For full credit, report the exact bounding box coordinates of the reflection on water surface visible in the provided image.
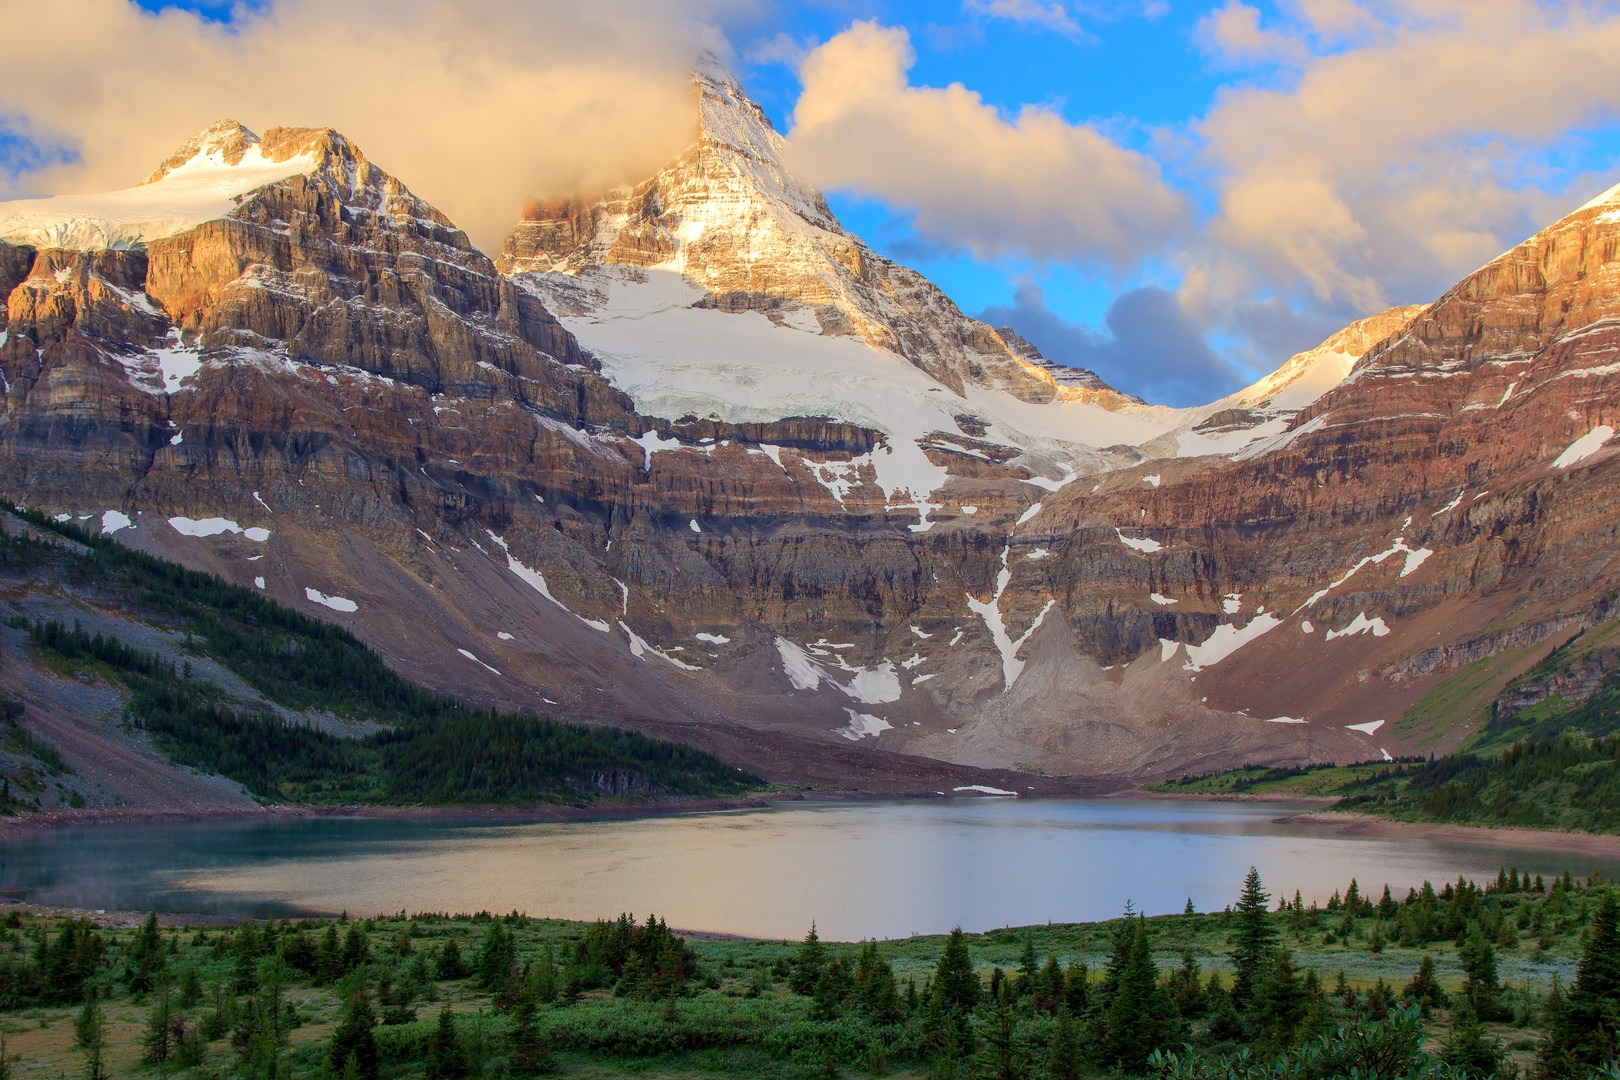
[5,799,1616,939]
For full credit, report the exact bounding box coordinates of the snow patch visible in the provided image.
[1346,719,1385,735]
[836,709,892,741]
[101,510,133,534]
[497,632,515,641]
[1015,502,1043,526]
[1301,620,1314,634]
[1326,613,1391,641]
[1263,716,1308,724]
[688,518,702,533]
[1181,613,1284,671]
[1143,474,1161,488]
[305,588,358,613]
[1026,547,1051,561]
[457,648,501,675]
[966,544,1056,689]
[1150,592,1178,606]
[168,516,270,542]
[909,625,933,639]
[1553,425,1615,469]
[695,632,731,645]
[1116,530,1162,554]
[953,785,1017,796]
[1222,593,1242,614]
[253,576,266,590]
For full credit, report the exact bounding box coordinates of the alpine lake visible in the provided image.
[6,797,1619,939]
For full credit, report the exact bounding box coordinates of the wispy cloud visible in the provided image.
[963,0,1084,36]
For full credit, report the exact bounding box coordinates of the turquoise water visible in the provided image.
[4,799,1615,939]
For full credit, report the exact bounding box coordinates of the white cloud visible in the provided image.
[0,0,748,252]
[1194,0,1620,313]
[786,21,1188,268]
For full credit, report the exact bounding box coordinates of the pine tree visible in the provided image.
[976,988,1027,1080]
[73,997,107,1080]
[1459,929,1502,1020]
[1046,1007,1082,1080]
[127,911,167,995]
[1541,887,1620,1074]
[327,991,380,1080]
[790,923,826,995]
[1403,954,1448,1015]
[1015,935,1039,1000]
[141,980,176,1066]
[426,1005,469,1080]
[933,927,980,1015]
[1230,866,1278,1009]
[1443,1000,1506,1078]
[1102,916,1170,1073]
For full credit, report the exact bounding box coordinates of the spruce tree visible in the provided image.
[1541,887,1620,1074]
[1046,1007,1082,1080]
[426,1005,469,1080]
[1230,867,1278,1009]
[1102,916,1170,1073]
[327,991,380,1080]
[1459,929,1502,1020]
[790,923,826,995]
[933,927,980,1015]
[73,996,107,1080]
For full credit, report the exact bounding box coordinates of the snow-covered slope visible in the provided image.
[0,122,317,250]
[527,265,1190,528]
[1142,305,1425,460]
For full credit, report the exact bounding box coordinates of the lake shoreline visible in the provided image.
[1276,808,1620,860]
[0,786,958,837]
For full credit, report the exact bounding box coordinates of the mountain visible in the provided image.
[2,70,1618,801]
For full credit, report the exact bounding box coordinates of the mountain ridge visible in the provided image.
[1,74,1617,795]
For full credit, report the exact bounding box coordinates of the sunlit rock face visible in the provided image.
[3,86,1620,789]
[499,63,1071,406]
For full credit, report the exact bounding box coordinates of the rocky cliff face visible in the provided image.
[2,105,1619,790]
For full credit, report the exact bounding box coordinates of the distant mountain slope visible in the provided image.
[0,81,1617,790]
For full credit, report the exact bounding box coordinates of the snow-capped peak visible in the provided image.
[143,119,265,184]
[1576,180,1620,214]
[0,119,319,251]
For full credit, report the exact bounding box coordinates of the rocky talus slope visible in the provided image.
[1,97,1618,793]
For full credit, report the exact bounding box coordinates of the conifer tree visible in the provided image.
[426,1005,469,1080]
[933,927,980,1015]
[327,991,380,1080]
[1046,1007,1082,1080]
[74,996,107,1080]
[790,923,826,995]
[127,912,167,995]
[141,980,176,1067]
[1102,916,1170,1072]
[1459,929,1502,1020]
[1230,867,1278,1008]
[1541,888,1620,1074]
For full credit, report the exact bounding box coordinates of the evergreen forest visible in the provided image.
[2,867,1620,1078]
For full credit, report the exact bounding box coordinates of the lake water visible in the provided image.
[5,799,1618,940]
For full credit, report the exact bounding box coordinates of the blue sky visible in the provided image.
[10,0,1620,405]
